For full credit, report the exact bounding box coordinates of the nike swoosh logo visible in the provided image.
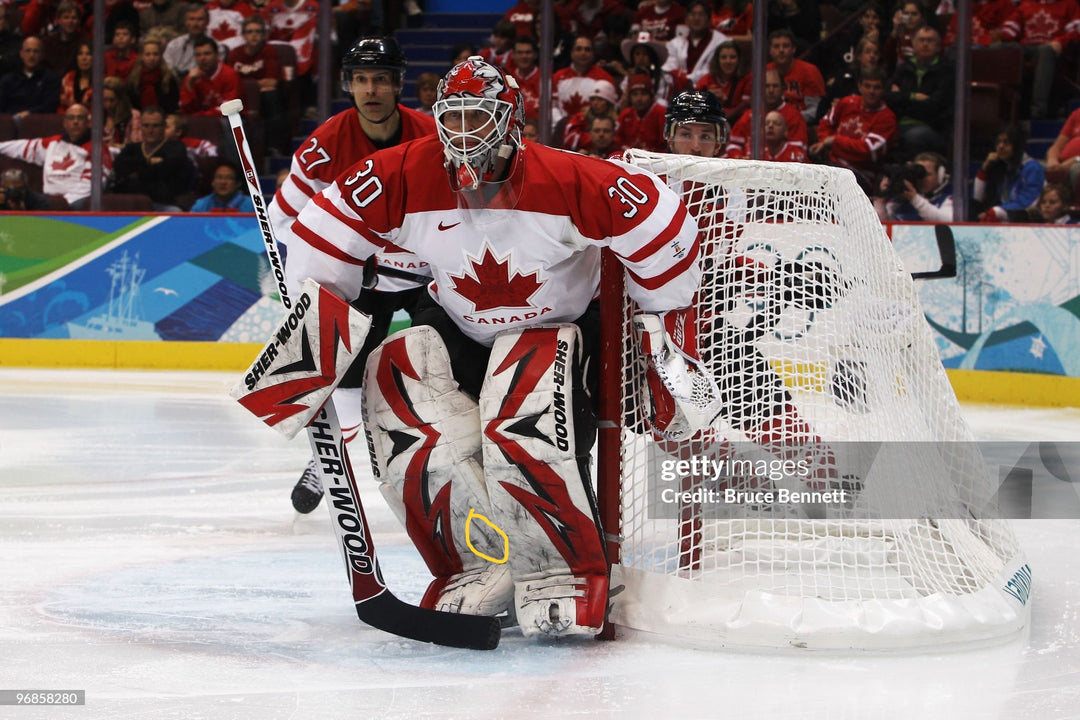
[438,221,460,231]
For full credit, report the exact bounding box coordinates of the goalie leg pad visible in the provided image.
[479,324,608,637]
[362,326,512,616]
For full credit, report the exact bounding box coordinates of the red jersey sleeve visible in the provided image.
[558,153,701,311]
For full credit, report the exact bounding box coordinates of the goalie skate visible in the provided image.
[424,564,514,617]
[291,457,323,514]
[515,572,608,637]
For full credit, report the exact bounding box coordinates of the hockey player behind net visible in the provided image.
[267,36,436,515]
[656,90,848,505]
[286,57,720,637]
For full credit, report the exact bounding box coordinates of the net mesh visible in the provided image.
[607,152,1026,647]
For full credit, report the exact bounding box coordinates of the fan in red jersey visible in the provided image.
[268,36,437,515]
[287,57,718,639]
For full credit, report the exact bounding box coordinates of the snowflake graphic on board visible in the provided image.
[448,246,543,312]
[1030,334,1047,360]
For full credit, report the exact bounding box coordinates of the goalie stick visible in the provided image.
[221,99,500,651]
[361,254,431,290]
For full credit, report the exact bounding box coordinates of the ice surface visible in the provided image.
[0,369,1077,720]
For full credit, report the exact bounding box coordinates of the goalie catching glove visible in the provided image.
[634,308,723,441]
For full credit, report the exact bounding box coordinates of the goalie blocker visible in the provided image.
[231,279,372,439]
[362,321,611,637]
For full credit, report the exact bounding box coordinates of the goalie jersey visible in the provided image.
[289,135,702,347]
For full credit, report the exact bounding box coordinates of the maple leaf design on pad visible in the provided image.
[448,246,543,312]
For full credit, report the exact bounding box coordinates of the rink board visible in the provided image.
[0,215,1077,405]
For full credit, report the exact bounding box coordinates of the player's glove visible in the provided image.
[778,259,846,310]
[634,308,722,441]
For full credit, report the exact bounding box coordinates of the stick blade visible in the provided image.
[357,592,501,650]
[912,224,957,280]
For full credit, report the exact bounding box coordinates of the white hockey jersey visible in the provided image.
[0,135,113,204]
[289,135,701,347]
[268,105,436,293]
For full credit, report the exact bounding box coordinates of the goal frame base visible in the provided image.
[608,555,1030,651]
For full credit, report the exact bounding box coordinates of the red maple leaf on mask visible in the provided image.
[445,62,502,99]
[51,153,76,172]
[448,246,543,312]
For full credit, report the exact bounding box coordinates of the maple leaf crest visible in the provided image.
[51,153,76,172]
[447,246,543,312]
[838,116,866,138]
[1026,10,1059,44]
[444,61,504,99]
[565,90,585,115]
[211,19,237,39]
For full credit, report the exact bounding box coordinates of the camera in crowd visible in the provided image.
[880,162,929,200]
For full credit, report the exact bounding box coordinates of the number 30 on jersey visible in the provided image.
[608,176,649,218]
[344,159,383,208]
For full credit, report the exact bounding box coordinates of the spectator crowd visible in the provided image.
[1,0,1079,223]
[0,0,341,210]
[474,0,1080,224]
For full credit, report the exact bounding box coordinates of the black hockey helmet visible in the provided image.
[664,89,730,148]
[341,36,408,94]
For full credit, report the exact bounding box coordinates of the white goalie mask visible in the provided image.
[434,57,525,199]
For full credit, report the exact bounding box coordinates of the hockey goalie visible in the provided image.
[284,57,720,637]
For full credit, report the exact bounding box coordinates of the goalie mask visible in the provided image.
[434,56,525,201]
[664,90,730,157]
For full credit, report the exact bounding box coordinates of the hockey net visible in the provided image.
[597,151,1030,649]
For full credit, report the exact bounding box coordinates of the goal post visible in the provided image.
[596,151,1031,650]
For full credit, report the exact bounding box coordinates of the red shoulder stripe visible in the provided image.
[316,192,390,248]
[626,235,699,290]
[622,202,690,263]
[273,187,298,217]
[292,220,366,266]
[291,174,316,199]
